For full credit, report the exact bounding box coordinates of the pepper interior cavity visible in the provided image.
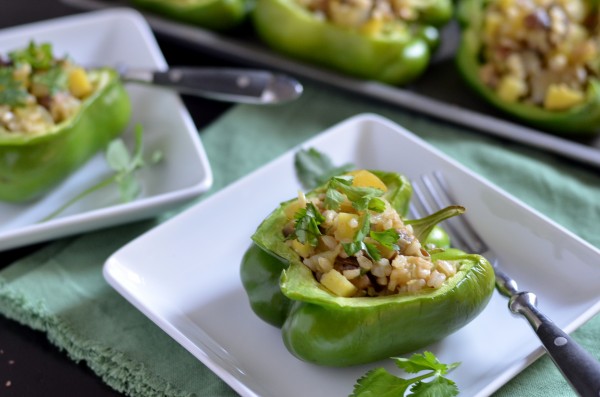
[284,170,459,297]
[479,0,600,111]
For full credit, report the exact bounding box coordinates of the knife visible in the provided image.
[115,66,304,105]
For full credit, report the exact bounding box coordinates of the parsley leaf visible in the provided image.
[0,68,28,106]
[350,352,461,397]
[294,147,354,190]
[292,202,325,247]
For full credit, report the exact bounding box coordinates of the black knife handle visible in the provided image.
[510,292,600,396]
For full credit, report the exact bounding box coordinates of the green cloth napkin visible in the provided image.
[1,82,599,397]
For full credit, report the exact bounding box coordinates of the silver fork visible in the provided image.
[410,171,600,397]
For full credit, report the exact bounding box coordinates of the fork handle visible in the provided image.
[510,292,600,396]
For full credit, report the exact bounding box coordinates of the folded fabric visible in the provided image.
[1,81,599,397]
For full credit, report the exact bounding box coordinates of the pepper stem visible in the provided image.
[405,205,465,243]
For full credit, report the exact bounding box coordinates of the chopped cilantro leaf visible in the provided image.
[324,185,346,211]
[31,66,68,95]
[324,175,385,213]
[9,41,54,69]
[0,68,28,106]
[364,242,381,262]
[342,213,381,261]
[370,229,400,251]
[367,197,386,212]
[292,202,325,247]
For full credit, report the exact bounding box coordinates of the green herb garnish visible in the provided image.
[342,213,381,261]
[324,175,385,212]
[294,147,354,190]
[41,124,162,221]
[9,41,54,69]
[290,202,325,247]
[350,351,461,397]
[31,66,68,95]
[0,68,28,106]
[370,229,400,251]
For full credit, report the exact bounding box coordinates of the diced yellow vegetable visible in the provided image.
[360,19,383,36]
[334,212,360,242]
[291,239,314,258]
[68,67,93,98]
[496,75,527,103]
[484,12,502,39]
[284,197,306,219]
[348,170,387,191]
[320,269,357,297]
[312,245,340,272]
[543,84,585,110]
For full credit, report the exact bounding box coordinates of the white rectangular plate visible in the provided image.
[0,9,213,251]
[104,114,600,397]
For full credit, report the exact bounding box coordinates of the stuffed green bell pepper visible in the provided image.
[457,0,600,135]
[252,0,453,85]
[240,169,495,366]
[0,41,131,202]
[131,0,249,31]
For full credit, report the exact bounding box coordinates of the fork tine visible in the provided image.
[411,172,487,254]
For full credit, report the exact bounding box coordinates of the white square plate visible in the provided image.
[0,9,212,251]
[104,114,600,396]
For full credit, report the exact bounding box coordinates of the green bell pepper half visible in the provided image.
[456,0,600,135]
[240,171,495,366]
[251,0,453,85]
[0,68,131,202]
[131,0,249,31]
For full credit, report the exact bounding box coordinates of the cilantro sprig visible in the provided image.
[289,202,325,247]
[350,351,461,397]
[41,124,162,222]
